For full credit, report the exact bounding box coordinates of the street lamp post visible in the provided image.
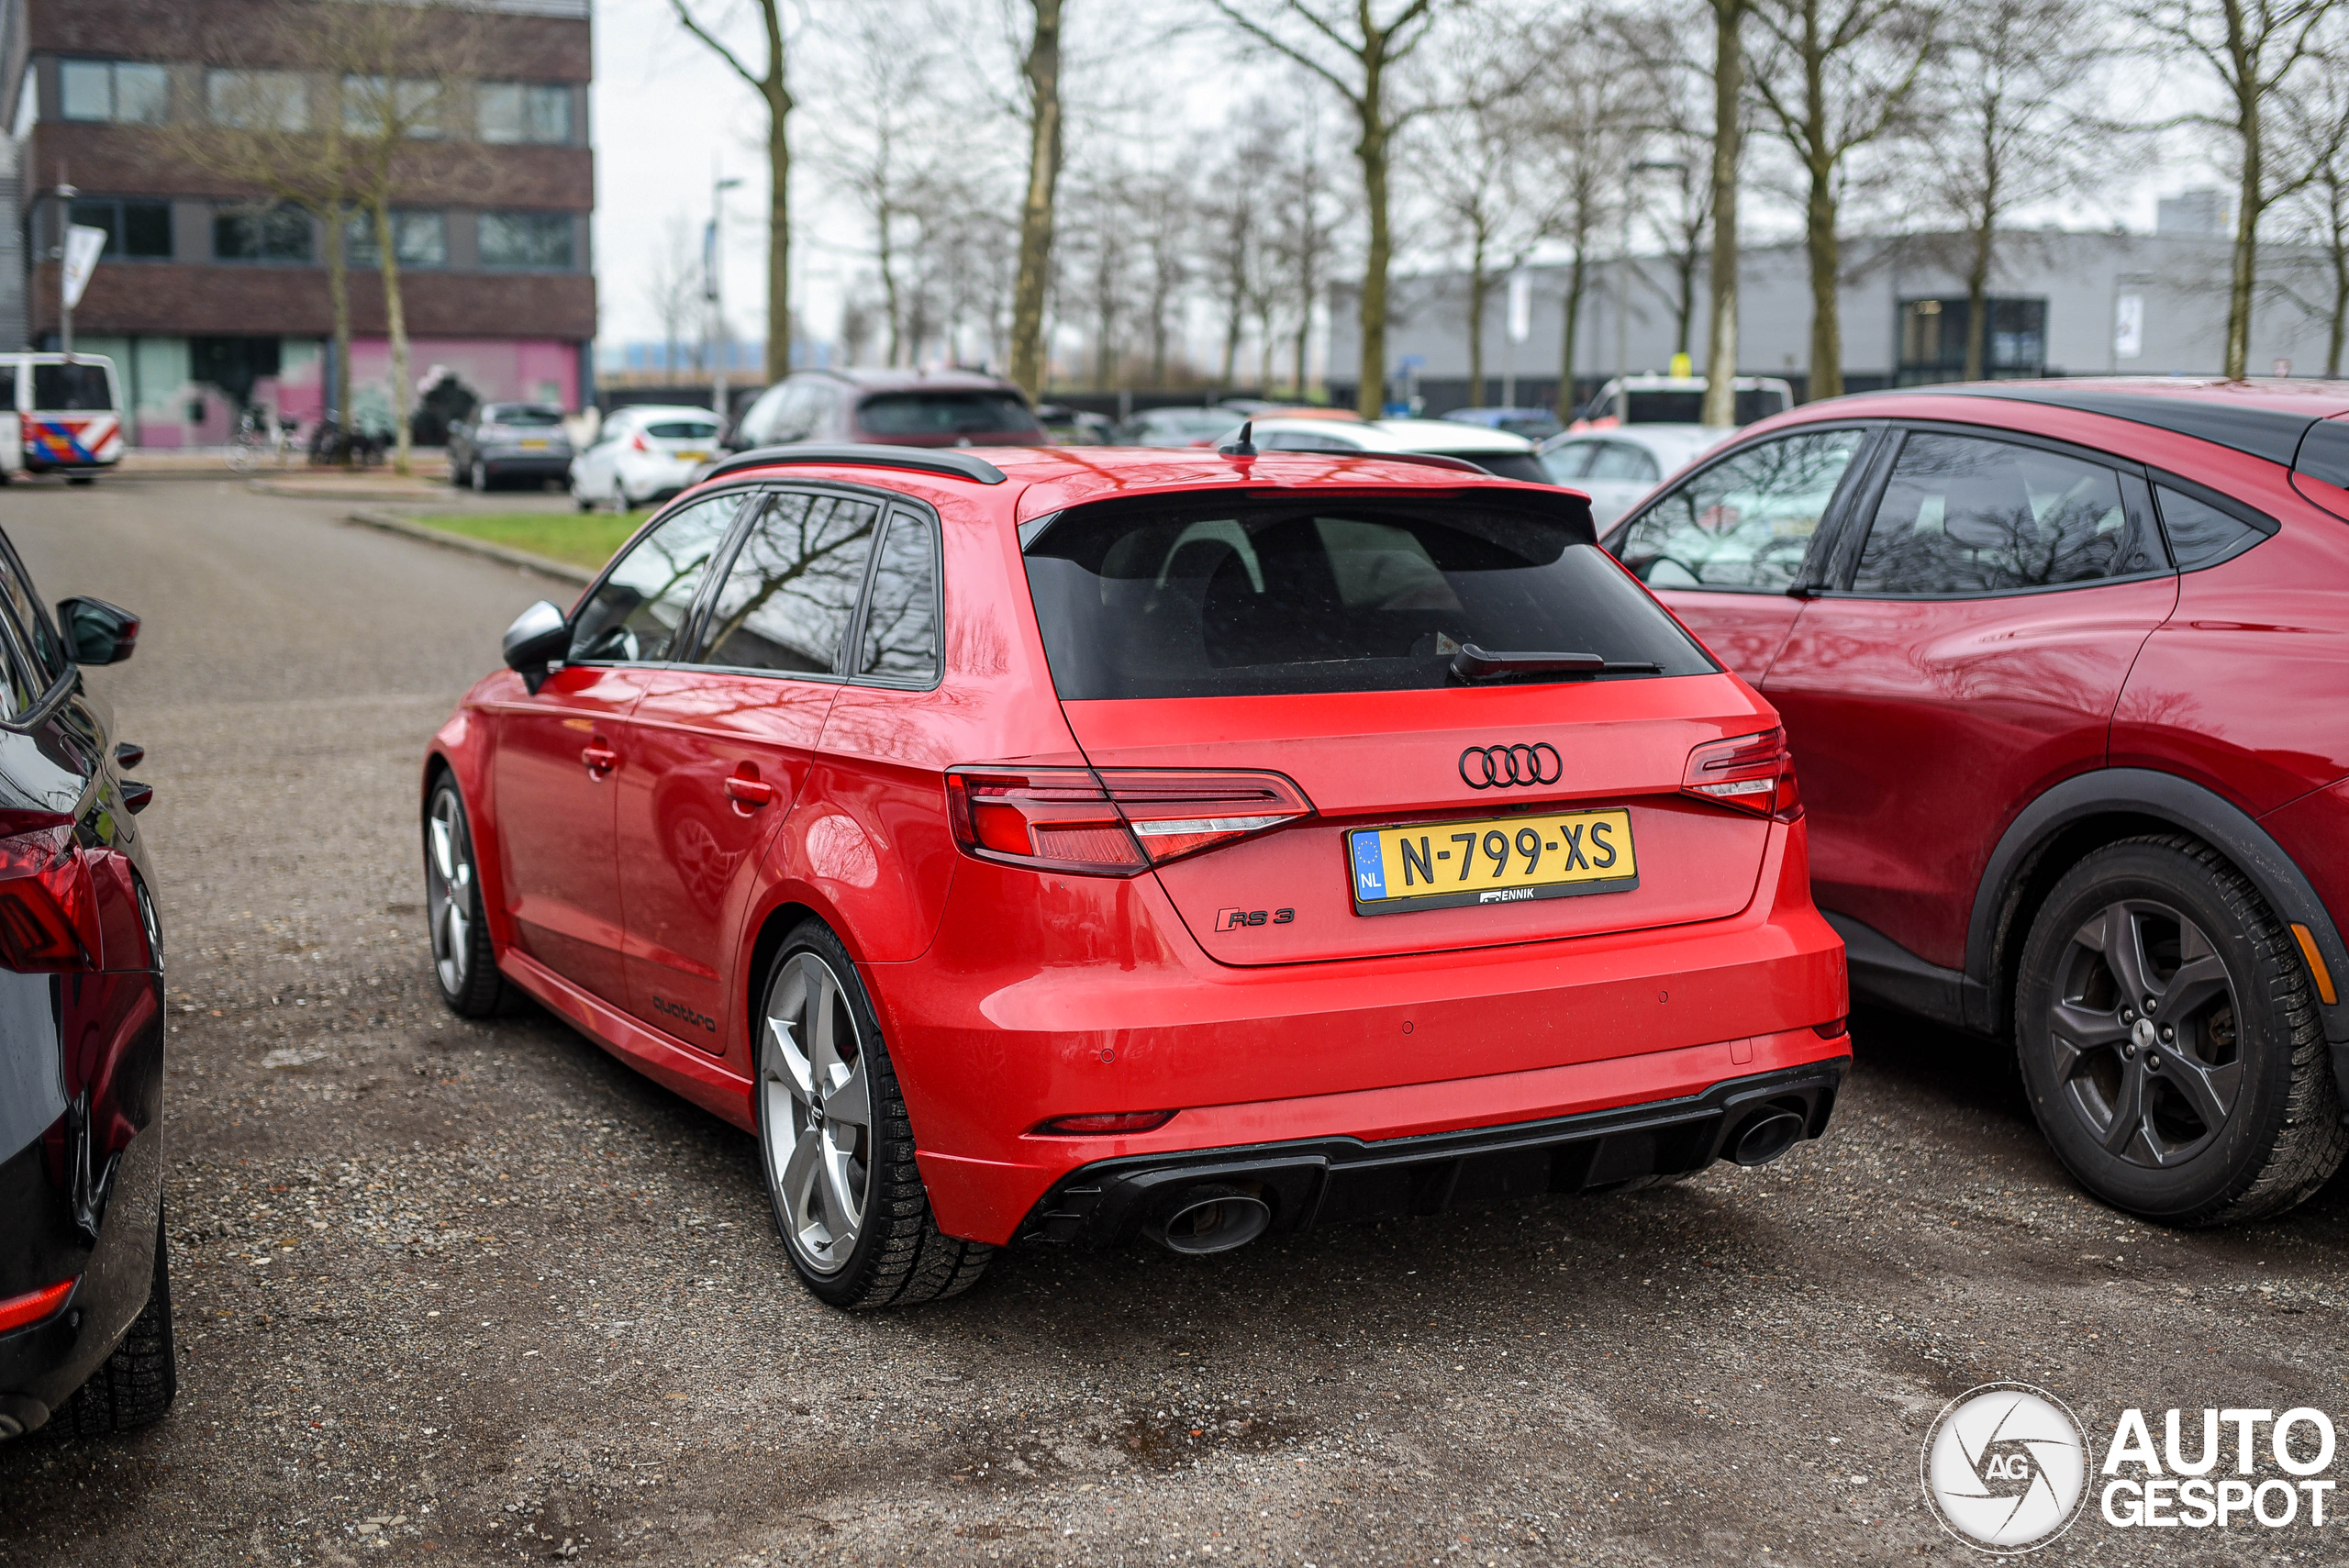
[40,179,81,355]
[707,172,744,422]
[1616,160,1687,425]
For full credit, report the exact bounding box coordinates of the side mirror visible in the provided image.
[57,597,139,665]
[502,600,570,694]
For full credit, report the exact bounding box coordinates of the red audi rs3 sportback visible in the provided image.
[424,439,1849,1307]
[1601,379,2349,1227]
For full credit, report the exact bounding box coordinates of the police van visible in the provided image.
[0,353,125,483]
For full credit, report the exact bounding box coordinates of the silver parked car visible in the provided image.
[447,403,573,492]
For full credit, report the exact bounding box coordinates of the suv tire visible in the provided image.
[2016,834,2347,1226]
[753,921,990,1308]
[56,1213,176,1434]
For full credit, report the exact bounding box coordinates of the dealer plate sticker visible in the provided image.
[1346,808,1637,915]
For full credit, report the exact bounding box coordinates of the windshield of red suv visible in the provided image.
[856,391,1043,438]
[1023,496,1713,699]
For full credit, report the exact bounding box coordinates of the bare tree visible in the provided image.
[1267,110,1346,395]
[1748,0,1938,400]
[820,6,941,368]
[2267,30,2349,372]
[1923,0,2110,380]
[1704,0,1744,425]
[645,216,704,377]
[1424,40,1564,403]
[670,0,794,383]
[1009,0,1067,398]
[1130,171,1194,384]
[2133,0,2343,379]
[1524,39,1642,421]
[1206,1,1448,417]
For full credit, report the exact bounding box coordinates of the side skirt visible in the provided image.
[497,949,756,1132]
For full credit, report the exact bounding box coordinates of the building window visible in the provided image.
[479,211,575,270]
[1898,296,2048,384]
[69,197,173,260]
[477,82,572,144]
[345,211,448,268]
[343,75,442,139]
[60,60,169,125]
[206,69,308,131]
[214,204,314,263]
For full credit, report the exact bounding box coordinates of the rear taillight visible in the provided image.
[1681,728,1801,822]
[630,432,651,453]
[946,766,1313,876]
[0,1276,73,1333]
[0,826,97,971]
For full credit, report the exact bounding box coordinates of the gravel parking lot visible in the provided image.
[1,474,2343,1566]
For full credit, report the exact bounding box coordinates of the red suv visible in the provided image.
[1605,379,2349,1226]
[424,443,1848,1307]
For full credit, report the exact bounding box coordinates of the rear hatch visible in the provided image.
[1018,484,1787,965]
[641,415,721,465]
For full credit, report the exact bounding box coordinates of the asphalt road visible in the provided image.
[1,473,2343,1567]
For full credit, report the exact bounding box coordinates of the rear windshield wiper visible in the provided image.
[1450,643,1664,682]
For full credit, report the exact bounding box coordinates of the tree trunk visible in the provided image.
[1356,111,1393,417]
[1466,229,1489,406]
[2226,108,2259,380]
[375,202,413,475]
[1555,248,1588,423]
[1964,103,1998,384]
[1008,0,1063,400]
[763,28,794,384]
[1804,161,1841,400]
[324,205,352,460]
[880,217,904,367]
[1701,0,1742,426]
[2331,252,2347,378]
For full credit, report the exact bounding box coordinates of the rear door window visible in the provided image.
[31,363,112,411]
[568,492,744,663]
[1023,497,1712,700]
[696,491,881,674]
[1611,428,1865,591]
[855,510,940,684]
[2152,482,2272,570]
[1851,432,2164,595]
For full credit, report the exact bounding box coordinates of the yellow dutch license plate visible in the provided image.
[674,449,709,462]
[518,439,550,450]
[1347,809,1637,915]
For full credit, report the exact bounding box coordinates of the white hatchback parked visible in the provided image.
[569,405,725,511]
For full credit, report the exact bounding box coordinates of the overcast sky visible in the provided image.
[588,0,2219,364]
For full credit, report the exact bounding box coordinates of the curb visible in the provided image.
[343,508,595,585]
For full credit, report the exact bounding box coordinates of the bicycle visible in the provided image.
[225,409,300,473]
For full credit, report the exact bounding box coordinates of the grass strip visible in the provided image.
[408,511,651,572]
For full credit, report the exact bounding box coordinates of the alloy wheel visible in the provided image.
[425,790,475,996]
[2047,899,2242,1167]
[759,951,874,1274]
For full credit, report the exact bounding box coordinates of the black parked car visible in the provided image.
[0,537,168,1441]
[446,402,573,492]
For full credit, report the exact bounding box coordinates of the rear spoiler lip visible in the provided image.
[1019,473,1596,554]
[699,443,1009,486]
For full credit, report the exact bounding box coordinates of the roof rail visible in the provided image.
[698,444,1008,485]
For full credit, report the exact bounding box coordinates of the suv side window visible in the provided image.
[1586,441,1660,484]
[1851,432,2162,595]
[732,384,790,448]
[696,491,881,673]
[1612,428,1865,591]
[568,492,744,663]
[856,509,941,684]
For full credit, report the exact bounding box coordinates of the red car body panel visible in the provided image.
[429,448,1853,1247]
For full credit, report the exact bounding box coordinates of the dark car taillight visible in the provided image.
[1681,728,1801,822]
[0,825,100,971]
[0,1277,74,1333]
[947,766,1313,876]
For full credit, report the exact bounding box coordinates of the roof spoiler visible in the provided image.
[699,444,1008,486]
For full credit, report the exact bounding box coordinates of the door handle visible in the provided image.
[723,774,776,807]
[581,744,618,774]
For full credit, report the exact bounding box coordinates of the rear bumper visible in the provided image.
[1019,1057,1845,1247]
[480,452,572,477]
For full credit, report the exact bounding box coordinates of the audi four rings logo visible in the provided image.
[1460,742,1564,789]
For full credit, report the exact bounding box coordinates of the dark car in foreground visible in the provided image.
[425,440,1847,1310]
[447,402,573,492]
[0,539,166,1439]
[1604,376,2349,1226]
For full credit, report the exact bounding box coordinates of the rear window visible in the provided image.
[32,364,112,411]
[485,405,562,427]
[1023,497,1713,700]
[643,419,718,439]
[856,391,1043,438]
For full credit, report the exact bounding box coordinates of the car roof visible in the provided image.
[1820,376,2349,469]
[1241,417,1536,453]
[797,367,1022,395]
[697,444,1577,528]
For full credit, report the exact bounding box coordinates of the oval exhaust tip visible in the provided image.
[1730,1108,1807,1168]
[1151,1186,1273,1255]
